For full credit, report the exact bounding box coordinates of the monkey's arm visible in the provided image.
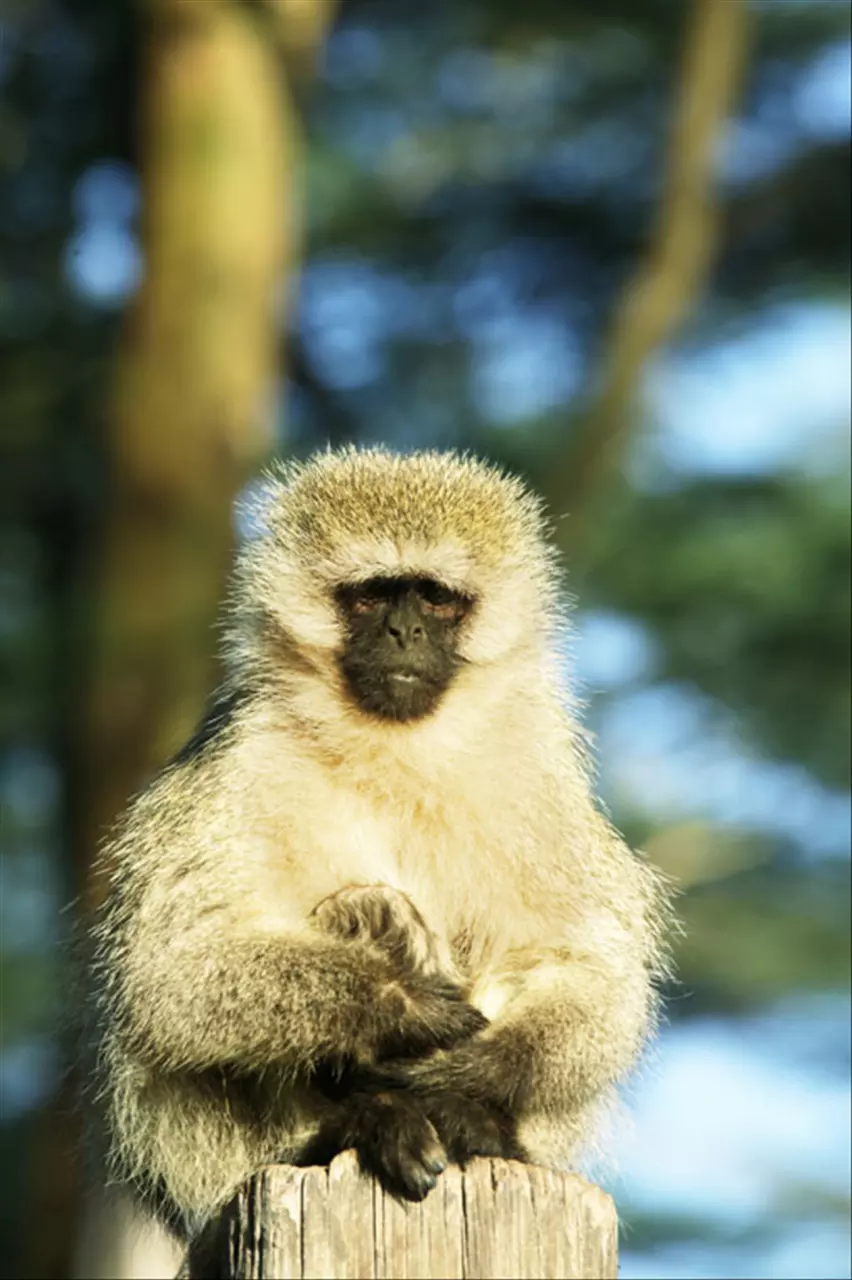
[99,715,486,1079]
[113,922,484,1076]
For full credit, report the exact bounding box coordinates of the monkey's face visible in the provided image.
[335,575,474,722]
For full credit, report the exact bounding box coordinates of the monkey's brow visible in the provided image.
[338,574,456,597]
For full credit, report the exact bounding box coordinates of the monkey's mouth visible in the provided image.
[339,657,453,722]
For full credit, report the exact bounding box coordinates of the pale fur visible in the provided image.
[89,446,672,1238]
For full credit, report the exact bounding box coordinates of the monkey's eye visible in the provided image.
[336,579,393,616]
[350,594,381,614]
[417,579,472,621]
[417,580,450,605]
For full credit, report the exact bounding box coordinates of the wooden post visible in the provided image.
[188,1151,618,1279]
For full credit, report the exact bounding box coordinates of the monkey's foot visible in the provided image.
[310,883,444,977]
[420,1090,525,1165]
[349,1056,527,1166]
[343,1090,448,1202]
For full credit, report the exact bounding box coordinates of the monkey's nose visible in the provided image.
[386,612,425,646]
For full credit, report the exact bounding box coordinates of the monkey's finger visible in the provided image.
[406,979,490,1047]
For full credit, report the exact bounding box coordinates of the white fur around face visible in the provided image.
[246,535,552,674]
[316,536,478,591]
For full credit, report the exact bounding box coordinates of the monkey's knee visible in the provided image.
[310,884,442,976]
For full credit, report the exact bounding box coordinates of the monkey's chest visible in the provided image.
[268,774,516,967]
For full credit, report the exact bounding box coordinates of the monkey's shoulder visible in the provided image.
[167,685,252,769]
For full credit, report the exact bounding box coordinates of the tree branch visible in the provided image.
[551,0,749,531]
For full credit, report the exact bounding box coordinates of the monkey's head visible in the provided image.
[231,449,560,727]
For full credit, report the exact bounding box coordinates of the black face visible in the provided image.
[335,575,474,722]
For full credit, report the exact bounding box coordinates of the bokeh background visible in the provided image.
[1,1,850,1277]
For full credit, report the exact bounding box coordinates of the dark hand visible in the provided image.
[311,883,487,1060]
[373,972,489,1060]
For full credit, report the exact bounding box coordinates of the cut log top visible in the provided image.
[191,1152,618,1280]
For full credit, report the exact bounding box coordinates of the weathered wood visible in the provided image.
[190,1151,618,1280]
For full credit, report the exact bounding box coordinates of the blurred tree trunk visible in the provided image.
[27,3,337,1278]
[550,0,749,546]
[80,0,296,907]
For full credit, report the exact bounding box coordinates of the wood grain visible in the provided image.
[190,1152,618,1279]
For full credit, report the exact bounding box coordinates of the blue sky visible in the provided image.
[614,995,851,1280]
[649,303,851,479]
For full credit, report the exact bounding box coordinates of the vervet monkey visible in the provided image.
[89,447,672,1242]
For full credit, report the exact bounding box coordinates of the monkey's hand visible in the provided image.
[310,883,443,977]
[311,883,486,1057]
[370,972,488,1062]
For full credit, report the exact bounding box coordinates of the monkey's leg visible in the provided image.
[302,1047,519,1202]
[310,884,448,978]
[318,1057,524,1187]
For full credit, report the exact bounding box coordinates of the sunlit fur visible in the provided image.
[89,446,673,1238]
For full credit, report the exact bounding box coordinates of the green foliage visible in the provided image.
[677,857,851,1012]
[583,470,852,790]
